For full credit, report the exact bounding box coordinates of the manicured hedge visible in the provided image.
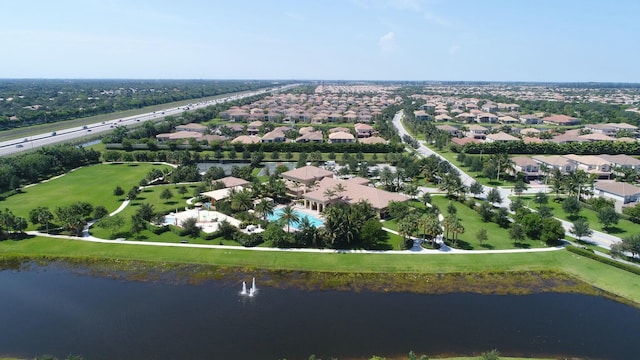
[566,245,640,276]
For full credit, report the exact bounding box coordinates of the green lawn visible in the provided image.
[515,195,640,236]
[430,196,546,250]
[3,163,171,229]
[382,196,547,250]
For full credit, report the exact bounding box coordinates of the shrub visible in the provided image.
[566,245,640,276]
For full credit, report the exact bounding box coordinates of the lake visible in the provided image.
[0,264,638,360]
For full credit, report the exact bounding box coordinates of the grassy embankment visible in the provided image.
[2,236,640,305]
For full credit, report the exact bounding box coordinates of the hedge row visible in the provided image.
[459,140,640,155]
[107,142,404,154]
[566,245,640,276]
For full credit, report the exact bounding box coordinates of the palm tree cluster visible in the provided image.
[544,168,597,201]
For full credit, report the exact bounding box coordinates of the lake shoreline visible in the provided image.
[3,255,635,309]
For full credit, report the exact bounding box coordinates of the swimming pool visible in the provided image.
[267,208,324,228]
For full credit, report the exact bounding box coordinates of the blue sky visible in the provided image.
[1,0,639,82]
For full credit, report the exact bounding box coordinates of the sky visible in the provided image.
[1,0,639,82]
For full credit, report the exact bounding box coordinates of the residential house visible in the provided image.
[223,124,244,134]
[519,114,541,125]
[231,135,261,144]
[485,132,520,143]
[175,123,207,133]
[465,124,489,139]
[584,123,618,136]
[498,115,519,124]
[532,155,577,173]
[354,123,374,138]
[155,131,202,143]
[594,182,640,211]
[562,154,612,178]
[542,114,580,126]
[609,122,638,134]
[578,133,616,142]
[328,131,356,144]
[261,130,286,143]
[436,124,459,136]
[476,112,499,124]
[455,112,476,123]
[328,127,352,134]
[519,128,541,136]
[511,156,540,180]
[414,110,432,121]
[435,114,453,122]
[598,154,640,170]
[359,136,388,144]
[451,137,481,147]
[295,131,324,143]
[247,121,263,135]
[481,102,498,113]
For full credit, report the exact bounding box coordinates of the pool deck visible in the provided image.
[171,208,242,234]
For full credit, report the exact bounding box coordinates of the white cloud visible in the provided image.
[378,32,397,53]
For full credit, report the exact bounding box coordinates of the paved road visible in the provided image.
[392,110,622,249]
[0,84,299,156]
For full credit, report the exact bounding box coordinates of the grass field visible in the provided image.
[430,196,547,250]
[383,196,547,250]
[2,163,171,229]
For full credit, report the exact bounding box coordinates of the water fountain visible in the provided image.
[249,277,257,297]
[241,278,257,297]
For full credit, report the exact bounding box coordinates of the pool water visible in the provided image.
[267,208,324,228]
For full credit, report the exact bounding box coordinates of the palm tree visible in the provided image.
[255,198,275,221]
[442,214,456,243]
[280,205,299,233]
[451,218,465,248]
[549,168,564,200]
[230,189,253,212]
[333,183,346,200]
[419,214,442,244]
[491,153,513,182]
[404,183,419,200]
[323,188,336,203]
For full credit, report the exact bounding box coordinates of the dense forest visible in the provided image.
[0,79,288,130]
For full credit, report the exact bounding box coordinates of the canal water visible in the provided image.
[0,264,638,360]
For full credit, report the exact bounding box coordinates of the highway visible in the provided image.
[0,84,299,156]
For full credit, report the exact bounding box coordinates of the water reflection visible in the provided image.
[0,265,637,360]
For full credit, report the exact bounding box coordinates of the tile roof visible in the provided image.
[303,177,408,210]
